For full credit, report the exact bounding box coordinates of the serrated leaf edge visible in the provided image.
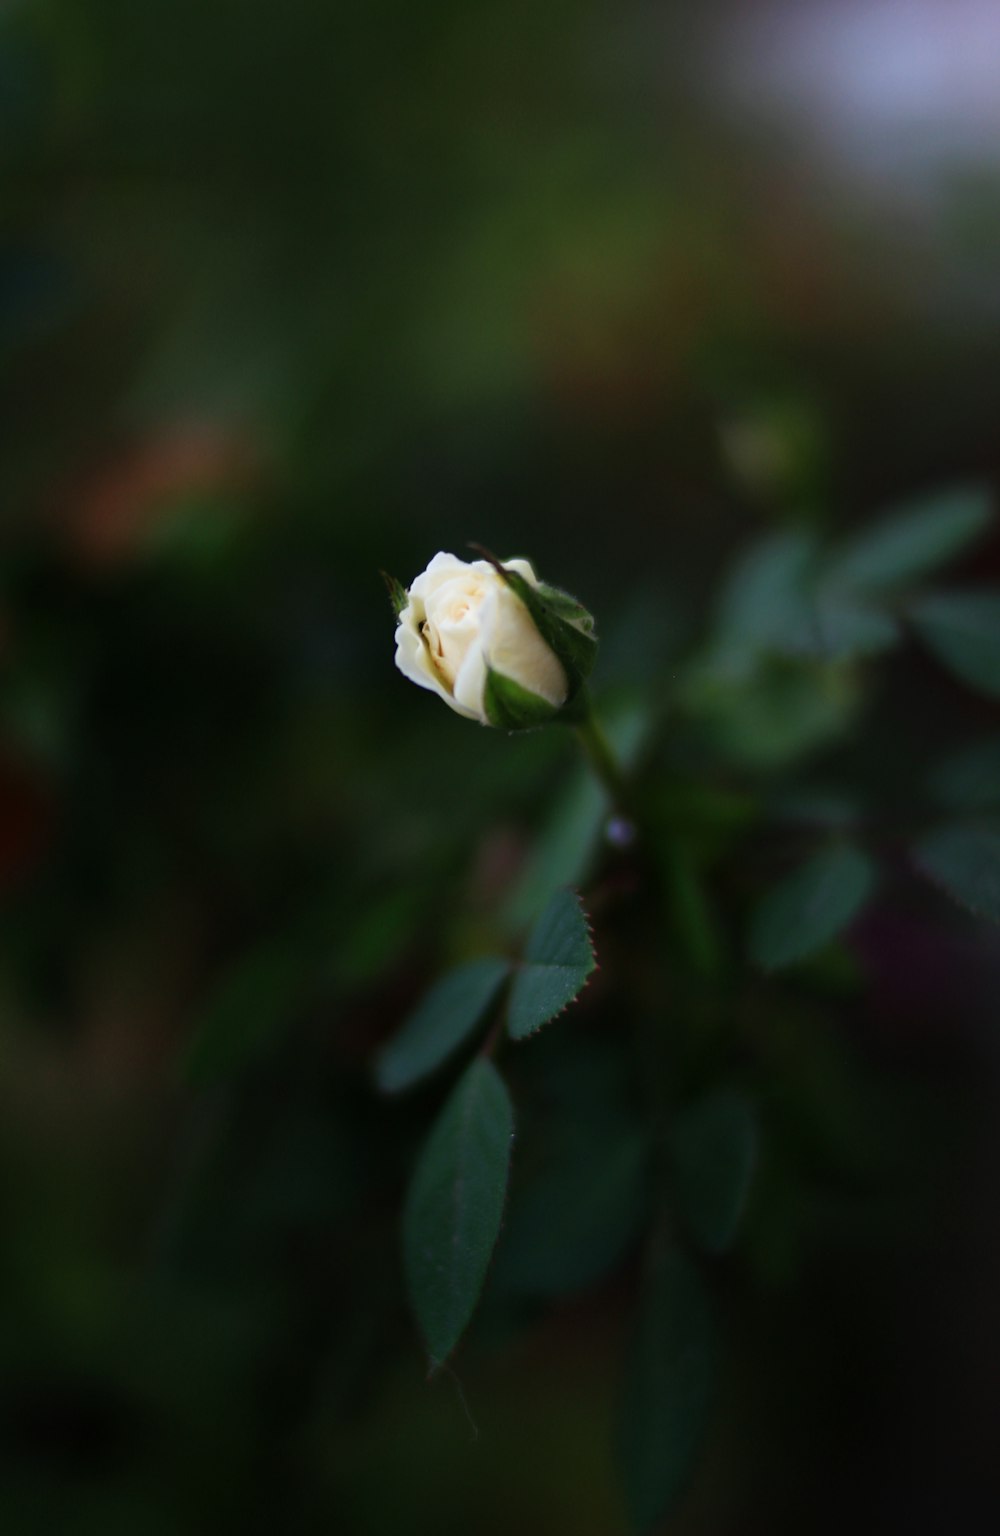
[506,887,598,1041]
[911,829,1000,923]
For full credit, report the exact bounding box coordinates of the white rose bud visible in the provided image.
[389,551,596,729]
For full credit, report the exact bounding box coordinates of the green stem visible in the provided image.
[574,696,629,812]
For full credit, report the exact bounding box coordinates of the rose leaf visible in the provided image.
[375,957,510,1094]
[507,888,596,1040]
[403,1058,514,1369]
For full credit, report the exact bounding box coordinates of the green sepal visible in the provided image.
[496,565,598,701]
[381,570,409,619]
[535,581,597,634]
[483,667,562,731]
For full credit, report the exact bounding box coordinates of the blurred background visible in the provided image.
[2,1,1000,1531]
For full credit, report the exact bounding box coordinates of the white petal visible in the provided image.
[453,637,488,720]
[394,617,436,689]
[408,552,470,605]
[394,615,480,720]
[501,557,539,586]
[481,585,567,707]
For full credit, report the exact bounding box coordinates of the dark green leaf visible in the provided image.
[671,1088,759,1255]
[504,768,605,929]
[507,888,596,1039]
[374,957,510,1093]
[910,590,1000,699]
[403,1058,514,1368]
[927,737,1000,811]
[783,598,899,662]
[713,529,819,657]
[618,1242,717,1532]
[826,486,992,594]
[682,655,860,770]
[748,843,876,971]
[503,697,650,929]
[913,824,1000,923]
[492,1127,647,1297]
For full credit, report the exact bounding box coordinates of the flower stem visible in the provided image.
[574,697,629,812]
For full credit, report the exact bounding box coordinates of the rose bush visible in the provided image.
[393,552,593,727]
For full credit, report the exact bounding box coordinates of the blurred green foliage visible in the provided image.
[3,0,1000,1532]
